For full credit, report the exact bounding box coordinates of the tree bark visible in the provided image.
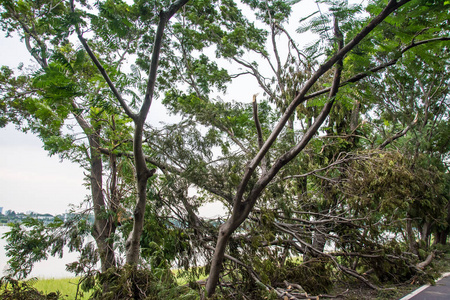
[88,129,117,272]
[416,252,435,270]
[71,105,118,273]
[125,122,154,264]
[420,221,432,248]
[205,221,234,296]
[406,214,418,256]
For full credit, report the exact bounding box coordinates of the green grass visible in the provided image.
[31,277,92,299]
[172,267,208,285]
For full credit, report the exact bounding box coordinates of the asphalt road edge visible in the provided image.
[399,272,450,300]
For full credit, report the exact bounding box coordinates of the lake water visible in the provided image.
[0,203,226,279]
[0,225,80,279]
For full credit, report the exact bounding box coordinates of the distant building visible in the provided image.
[0,207,3,214]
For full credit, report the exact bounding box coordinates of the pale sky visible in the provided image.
[0,125,87,215]
[0,35,87,215]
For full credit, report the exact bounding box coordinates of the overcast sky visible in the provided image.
[0,36,88,215]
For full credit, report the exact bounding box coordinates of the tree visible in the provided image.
[0,0,160,278]
[68,0,191,264]
[357,44,450,250]
[1,0,191,271]
[155,0,450,296]
[2,0,449,298]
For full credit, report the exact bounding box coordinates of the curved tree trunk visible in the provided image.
[72,106,118,273]
[203,3,411,292]
[125,124,153,264]
[205,221,234,296]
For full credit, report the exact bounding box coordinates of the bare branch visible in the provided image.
[270,23,286,99]
[416,251,435,270]
[252,94,267,175]
[275,23,309,67]
[232,57,276,99]
[97,147,234,203]
[252,94,264,151]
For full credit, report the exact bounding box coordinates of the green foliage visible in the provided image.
[139,210,191,270]
[163,91,273,148]
[342,150,447,219]
[285,258,334,294]
[3,214,94,280]
[251,255,334,295]
[0,276,63,300]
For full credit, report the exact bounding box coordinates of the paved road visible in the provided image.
[400,273,450,300]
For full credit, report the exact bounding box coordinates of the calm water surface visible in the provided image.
[0,225,80,279]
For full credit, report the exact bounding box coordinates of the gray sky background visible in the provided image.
[0,36,88,215]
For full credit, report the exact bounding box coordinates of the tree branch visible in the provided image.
[378,112,419,149]
[233,0,410,205]
[97,147,233,203]
[232,57,276,100]
[274,222,380,290]
[140,0,190,124]
[236,17,344,223]
[252,94,264,151]
[7,6,48,68]
[304,36,450,101]
[69,0,136,121]
[252,94,267,175]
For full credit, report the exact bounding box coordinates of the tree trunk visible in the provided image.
[89,130,117,272]
[204,2,409,295]
[125,123,153,264]
[406,214,418,256]
[435,203,450,245]
[205,221,233,297]
[420,221,432,248]
[434,229,449,245]
[121,1,189,265]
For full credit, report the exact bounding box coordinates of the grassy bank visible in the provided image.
[32,277,92,300]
